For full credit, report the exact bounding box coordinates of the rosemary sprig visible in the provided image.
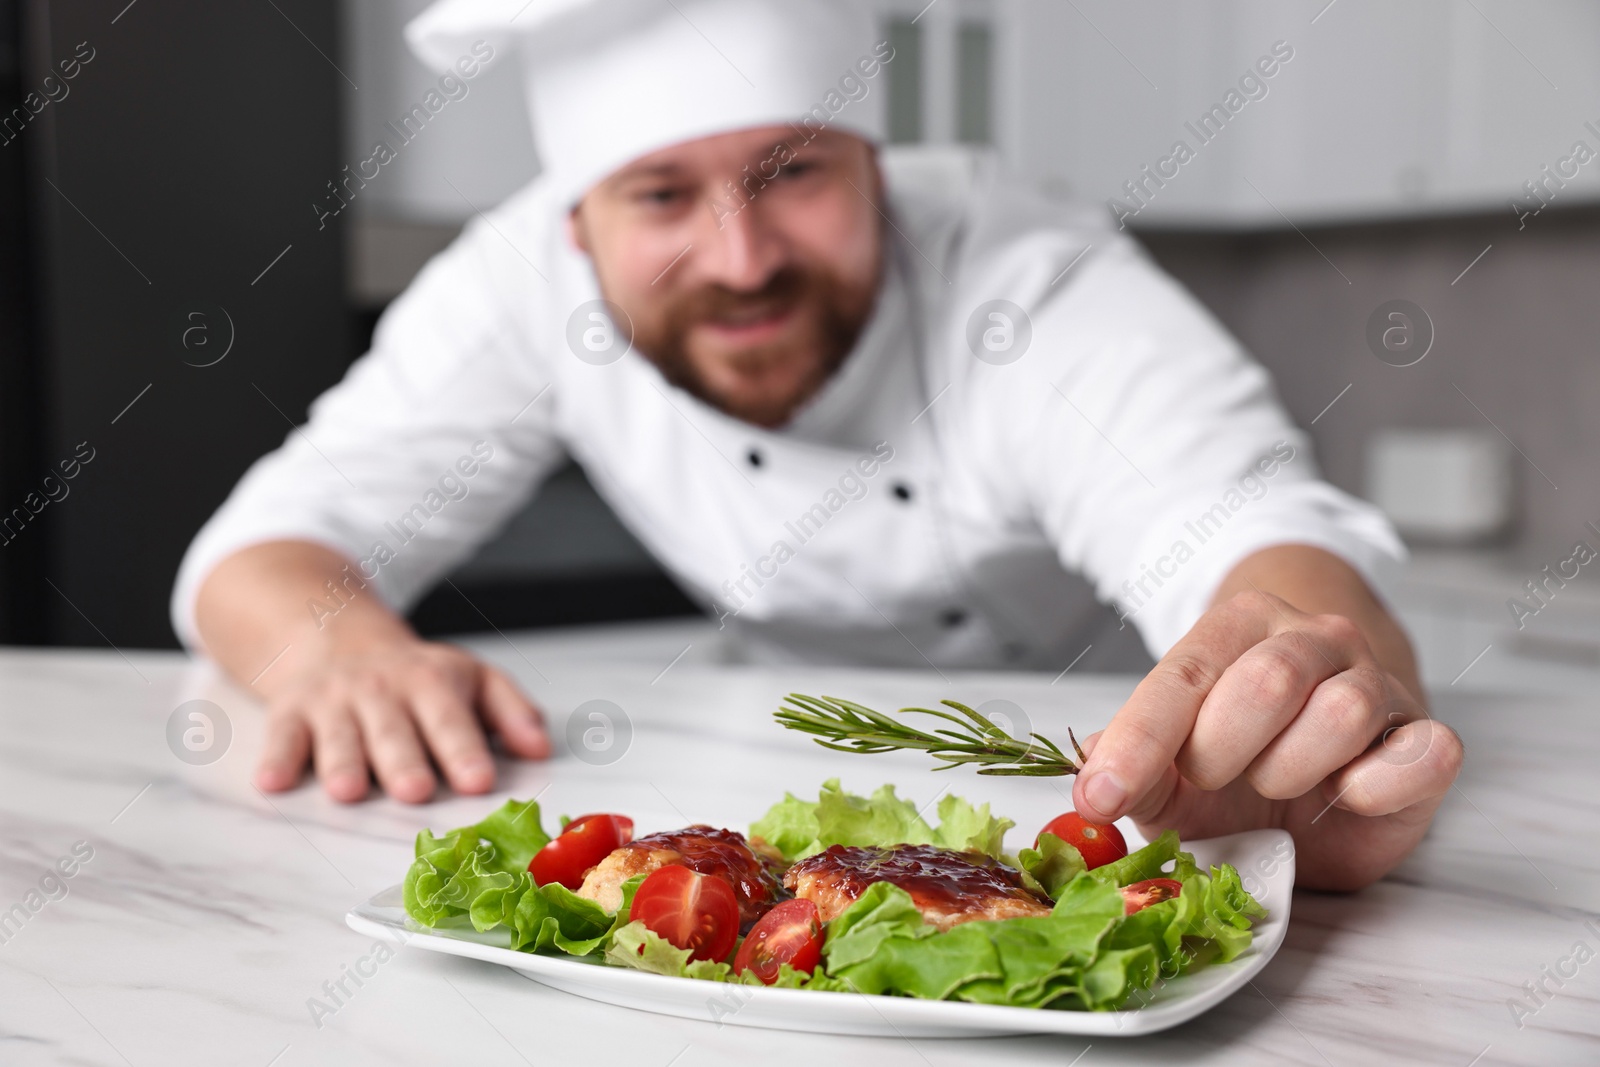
[774,693,1087,777]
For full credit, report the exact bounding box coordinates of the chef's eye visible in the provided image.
[777,161,816,180]
[636,186,687,207]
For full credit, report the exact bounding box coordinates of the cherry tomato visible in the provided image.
[733,899,824,984]
[528,813,634,890]
[1036,812,1128,870]
[631,865,741,963]
[1120,877,1183,915]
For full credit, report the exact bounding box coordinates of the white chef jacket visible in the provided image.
[172,146,1404,670]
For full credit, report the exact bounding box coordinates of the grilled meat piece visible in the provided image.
[576,825,784,924]
[784,843,1052,931]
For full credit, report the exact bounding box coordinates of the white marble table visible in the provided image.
[2,620,1596,1067]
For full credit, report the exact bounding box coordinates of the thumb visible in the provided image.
[479,666,551,759]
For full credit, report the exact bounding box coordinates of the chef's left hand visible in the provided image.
[1071,585,1463,891]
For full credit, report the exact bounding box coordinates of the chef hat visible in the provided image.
[405,0,887,206]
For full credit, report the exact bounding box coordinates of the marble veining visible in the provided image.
[0,628,1596,1066]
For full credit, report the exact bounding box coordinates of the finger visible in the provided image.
[1322,718,1463,817]
[1179,626,1361,791]
[480,667,551,759]
[1242,667,1406,799]
[352,691,437,804]
[410,682,496,794]
[1073,590,1285,822]
[1071,731,1178,824]
[308,704,370,803]
[256,708,311,793]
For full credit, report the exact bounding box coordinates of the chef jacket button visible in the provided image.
[939,607,968,628]
[891,481,913,502]
[746,447,764,469]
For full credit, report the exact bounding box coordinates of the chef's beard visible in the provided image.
[628,263,878,428]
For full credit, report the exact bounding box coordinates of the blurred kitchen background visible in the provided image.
[4,0,1599,690]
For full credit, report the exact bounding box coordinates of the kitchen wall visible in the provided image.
[1139,203,1600,559]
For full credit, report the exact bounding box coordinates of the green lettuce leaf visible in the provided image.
[1087,829,1181,887]
[804,857,1264,1012]
[1017,832,1088,898]
[817,877,1146,1009]
[931,794,1014,857]
[1162,860,1268,965]
[1098,856,1270,985]
[471,798,554,871]
[749,779,1012,862]
[749,962,837,989]
[402,800,643,958]
[814,780,935,851]
[746,790,825,860]
[403,798,548,926]
[504,878,623,953]
[751,779,933,860]
[1051,869,1125,919]
[400,787,1268,1014]
[604,921,735,980]
[819,881,937,970]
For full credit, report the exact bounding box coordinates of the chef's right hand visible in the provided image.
[254,639,551,804]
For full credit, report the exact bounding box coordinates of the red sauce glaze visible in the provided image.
[785,844,1050,914]
[623,826,783,923]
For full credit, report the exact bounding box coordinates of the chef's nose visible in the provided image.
[698,195,788,291]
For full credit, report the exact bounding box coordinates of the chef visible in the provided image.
[175,0,1460,890]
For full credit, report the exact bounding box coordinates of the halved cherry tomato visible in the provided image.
[1120,877,1183,915]
[631,865,741,963]
[1037,812,1128,870]
[733,899,824,984]
[528,813,634,890]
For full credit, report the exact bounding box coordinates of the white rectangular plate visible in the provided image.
[346,828,1293,1038]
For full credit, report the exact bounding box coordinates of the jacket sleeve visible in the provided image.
[169,205,568,649]
[957,226,1406,660]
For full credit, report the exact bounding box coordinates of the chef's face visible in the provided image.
[569,127,885,428]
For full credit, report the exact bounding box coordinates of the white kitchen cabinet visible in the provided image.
[337,0,1600,230]
[998,0,1600,227]
[340,0,540,224]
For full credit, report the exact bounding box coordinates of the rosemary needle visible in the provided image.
[774,694,1087,777]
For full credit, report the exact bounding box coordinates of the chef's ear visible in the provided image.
[867,144,887,202]
[565,206,591,256]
